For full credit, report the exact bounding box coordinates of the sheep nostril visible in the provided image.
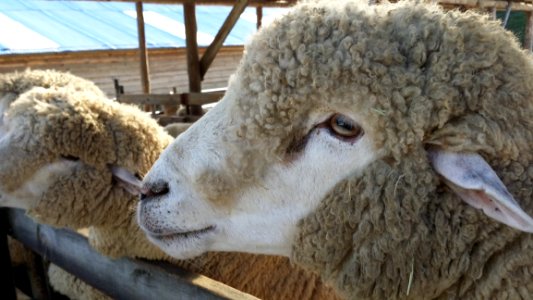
[140,181,170,201]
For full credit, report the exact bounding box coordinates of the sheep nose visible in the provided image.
[140,181,170,201]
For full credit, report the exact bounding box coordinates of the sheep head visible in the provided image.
[139,1,533,295]
[0,71,173,228]
[0,69,105,140]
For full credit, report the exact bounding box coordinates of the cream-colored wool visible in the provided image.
[141,1,533,299]
[48,264,108,300]
[0,70,338,300]
[0,86,170,229]
[0,69,105,106]
[7,237,32,267]
[163,122,191,138]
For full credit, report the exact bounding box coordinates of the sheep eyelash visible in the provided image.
[286,114,364,159]
[285,133,311,160]
[60,154,80,161]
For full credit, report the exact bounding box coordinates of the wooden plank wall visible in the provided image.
[0,46,244,98]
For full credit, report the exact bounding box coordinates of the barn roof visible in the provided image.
[0,0,288,55]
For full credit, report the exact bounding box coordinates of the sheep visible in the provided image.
[138,1,533,299]
[47,264,108,300]
[0,72,167,229]
[163,122,192,138]
[0,69,338,300]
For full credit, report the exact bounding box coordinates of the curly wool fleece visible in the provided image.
[0,74,172,229]
[205,0,533,299]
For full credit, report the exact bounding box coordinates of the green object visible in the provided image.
[497,11,526,46]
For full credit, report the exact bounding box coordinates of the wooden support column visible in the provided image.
[491,7,498,20]
[135,1,153,112]
[525,12,533,52]
[256,6,263,29]
[199,0,249,79]
[0,209,17,300]
[184,1,203,116]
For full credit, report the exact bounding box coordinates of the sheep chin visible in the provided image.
[143,227,216,260]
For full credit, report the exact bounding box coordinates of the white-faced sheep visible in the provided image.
[139,1,533,299]
[0,69,338,300]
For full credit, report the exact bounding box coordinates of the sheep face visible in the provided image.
[0,70,120,213]
[139,82,382,259]
[0,86,157,228]
[0,88,80,209]
[140,0,533,266]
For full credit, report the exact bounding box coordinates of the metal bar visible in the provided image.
[503,1,513,27]
[6,209,256,300]
[0,208,17,300]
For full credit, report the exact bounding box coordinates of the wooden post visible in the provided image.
[525,12,533,52]
[199,0,249,79]
[0,209,17,300]
[256,6,263,29]
[164,87,180,115]
[184,1,203,116]
[491,7,497,20]
[136,1,153,112]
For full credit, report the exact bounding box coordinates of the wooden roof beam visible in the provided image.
[199,0,249,80]
[75,0,295,7]
[438,0,533,11]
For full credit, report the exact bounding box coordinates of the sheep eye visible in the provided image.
[328,114,363,139]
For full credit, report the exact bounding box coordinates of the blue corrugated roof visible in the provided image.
[0,0,288,55]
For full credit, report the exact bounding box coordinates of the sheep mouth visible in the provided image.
[147,226,216,242]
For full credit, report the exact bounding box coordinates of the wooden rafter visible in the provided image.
[199,0,249,80]
[76,0,295,7]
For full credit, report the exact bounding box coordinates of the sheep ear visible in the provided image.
[110,166,142,196]
[428,147,533,233]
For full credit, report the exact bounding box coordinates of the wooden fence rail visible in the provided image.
[117,89,225,106]
[2,208,257,300]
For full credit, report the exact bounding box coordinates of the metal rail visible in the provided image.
[4,208,257,300]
